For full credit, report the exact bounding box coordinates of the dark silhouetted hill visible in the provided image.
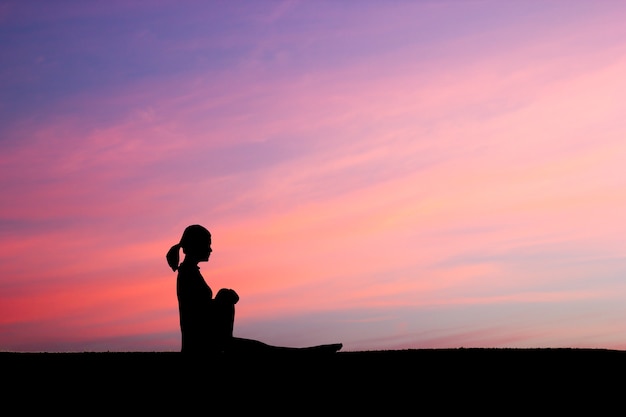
[3,348,624,414]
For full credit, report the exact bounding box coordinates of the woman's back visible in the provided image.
[176,261,213,353]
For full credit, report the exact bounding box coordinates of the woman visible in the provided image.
[166,224,342,355]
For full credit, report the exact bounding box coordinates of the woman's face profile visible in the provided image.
[200,236,212,262]
[188,236,212,262]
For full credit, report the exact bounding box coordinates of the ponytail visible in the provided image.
[166,243,181,271]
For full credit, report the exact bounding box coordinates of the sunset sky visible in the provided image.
[3,0,626,352]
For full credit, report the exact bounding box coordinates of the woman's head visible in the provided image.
[166,224,212,271]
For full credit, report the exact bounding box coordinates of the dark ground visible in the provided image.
[4,348,626,414]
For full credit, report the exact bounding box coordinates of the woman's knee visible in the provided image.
[215,288,239,305]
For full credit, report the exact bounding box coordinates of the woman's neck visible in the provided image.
[181,256,200,267]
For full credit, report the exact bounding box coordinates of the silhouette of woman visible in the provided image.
[167,224,342,355]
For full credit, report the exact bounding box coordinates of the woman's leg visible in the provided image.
[226,337,343,355]
[213,288,342,354]
[212,288,239,351]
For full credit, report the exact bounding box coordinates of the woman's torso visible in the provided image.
[176,262,213,352]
